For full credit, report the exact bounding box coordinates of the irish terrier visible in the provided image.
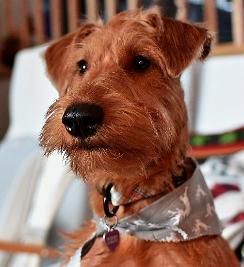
[40,8,239,267]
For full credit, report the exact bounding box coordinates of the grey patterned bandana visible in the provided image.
[67,162,222,267]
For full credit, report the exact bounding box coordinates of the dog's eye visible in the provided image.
[77,59,88,74]
[133,55,150,71]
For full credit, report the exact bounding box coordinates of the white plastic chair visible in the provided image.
[0,45,91,267]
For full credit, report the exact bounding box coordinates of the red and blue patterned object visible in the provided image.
[189,127,244,158]
[211,183,240,198]
[199,152,244,261]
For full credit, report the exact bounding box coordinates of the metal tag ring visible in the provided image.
[104,215,118,230]
[103,183,119,218]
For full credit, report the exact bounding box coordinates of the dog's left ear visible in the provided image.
[147,14,212,77]
[162,18,212,77]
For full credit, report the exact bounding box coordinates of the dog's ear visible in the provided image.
[45,23,97,92]
[45,33,75,91]
[161,18,212,77]
[146,13,212,77]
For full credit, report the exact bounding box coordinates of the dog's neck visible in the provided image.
[89,157,194,219]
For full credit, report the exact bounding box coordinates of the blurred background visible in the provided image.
[0,0,244,266]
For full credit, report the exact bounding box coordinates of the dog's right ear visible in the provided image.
[45,33,75,92]
[45,23,97,93]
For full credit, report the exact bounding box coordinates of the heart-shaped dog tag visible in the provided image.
[103,229,120,251]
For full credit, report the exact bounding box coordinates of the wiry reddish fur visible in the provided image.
[40,8,239,267]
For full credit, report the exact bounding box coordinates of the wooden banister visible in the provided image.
[50,0,62,39]
[86,0,97,20]
[212,43,244,56]
[68,0,79,32]
[232,0,244,46]
[1,0,244,56]
[105,0,117,21]
[19,0,30,47]
[176,0,188,21]
[203,0,218,42]
[4,0,14,35]
[33,0,45,44]
[127,0,138,10]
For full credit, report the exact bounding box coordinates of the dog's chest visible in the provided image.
[79,235,139,267]
[67,163,223,267]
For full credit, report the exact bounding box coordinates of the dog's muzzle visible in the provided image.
[62,103,104,139]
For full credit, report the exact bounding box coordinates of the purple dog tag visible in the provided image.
[103,229,120,251]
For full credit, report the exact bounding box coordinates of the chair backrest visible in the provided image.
[6,45,58,140]
[182,55,244,135]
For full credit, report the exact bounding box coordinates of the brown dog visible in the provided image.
[40,8,239,267]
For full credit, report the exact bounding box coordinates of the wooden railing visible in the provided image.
[1,0,244,55]
[0,0,138,47]
[176,0,244,55]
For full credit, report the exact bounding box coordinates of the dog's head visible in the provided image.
[40,8,211,185]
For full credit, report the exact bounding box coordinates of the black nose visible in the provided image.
[62,103,104,139]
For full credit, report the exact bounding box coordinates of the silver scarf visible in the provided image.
[67,162,222,266]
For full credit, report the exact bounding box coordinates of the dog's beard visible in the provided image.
[68,145,148,179]
[40,87,187,182]
[41,124,173,181]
